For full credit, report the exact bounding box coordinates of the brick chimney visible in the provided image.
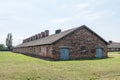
[45,30,49,37]
[27,38,29,42]
[24,39,26,42]
[31,37,33,41]
[55,29,61,34]
[37,34,39,39]
[28,38,30,42]
[32,36,34,40]
[38,33,41,39]
[34,36,36,40]
[23,39,25,43]
[25,38,27,42]
[41,32,45,38]
[35,34,38,40]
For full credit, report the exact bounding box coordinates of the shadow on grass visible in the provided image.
[55,57,114,62]
[13,52,53,61]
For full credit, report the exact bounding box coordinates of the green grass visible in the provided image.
[0,51,120,80]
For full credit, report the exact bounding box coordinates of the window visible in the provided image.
[30,47,32,53]
[80,46,86,54]
[39,47,41,52]
[46,47,49,54]
[52,49,56,55]
[33,48,36,53]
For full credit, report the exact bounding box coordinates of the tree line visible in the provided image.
[0,33,13,51]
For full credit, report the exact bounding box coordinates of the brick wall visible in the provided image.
[13,45,54,59]
[52,28,108,60]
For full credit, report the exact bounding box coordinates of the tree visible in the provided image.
[0,44,8,51]
[6,33,13,51]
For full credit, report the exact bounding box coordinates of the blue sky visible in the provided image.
[0,0,120,46]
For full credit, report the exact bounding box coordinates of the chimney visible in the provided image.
[34,35,36,40]
[41,32,45,38]
[30,37,32,41]
[25,39,27,42]
[27,38,29,42]
[23,40,25,43]
[31,36,34,40]
[32,36,34,40]
[35,35,38,40]
[109,40,112,44]
[55,29,61,34]
[33,36,36,40]
[24,39,26,43]
[28,38,30,42]
[45,30,49,37]
[36,34,39,39]
[38,33,41,39]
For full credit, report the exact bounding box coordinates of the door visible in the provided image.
[60,48,69,60]
[96,48,103,58]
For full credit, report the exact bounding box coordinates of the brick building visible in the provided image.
[108,41,120,52]
[13,25,108,60]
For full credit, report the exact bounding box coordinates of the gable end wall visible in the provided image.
[52,28,108,60]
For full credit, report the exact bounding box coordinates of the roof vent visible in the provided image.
[55,29,61,34]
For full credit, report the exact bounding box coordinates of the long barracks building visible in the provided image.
[13,25,108,60]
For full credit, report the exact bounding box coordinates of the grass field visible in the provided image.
[0,52,120,80]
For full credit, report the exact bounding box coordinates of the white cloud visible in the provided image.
[84,13,102,21]
[58,3,102,22]
[76,3,89,10]
[52,17,71,23]
[60,3,89,11]
[60,5,68,9]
